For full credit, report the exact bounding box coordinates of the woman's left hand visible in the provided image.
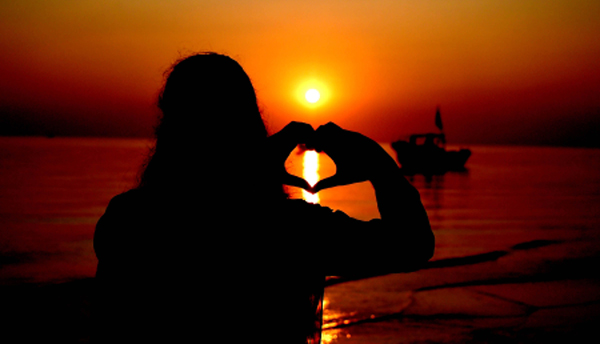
[310,122,399,193]
[265,121,315,191]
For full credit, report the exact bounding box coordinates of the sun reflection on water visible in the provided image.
[302,150,320,204]
[321,296,349,344]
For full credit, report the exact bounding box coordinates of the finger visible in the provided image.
[281,172,312,191]
[288,121,312,128]
[312,122,343,153]
[285,123,319,151]
[314,123,339,142]
[303,140,320,152]
[316,122,341,132]
[266,123,315,162]
[311,174,352,193]
[283,122,314,142]
[270,122,311,142]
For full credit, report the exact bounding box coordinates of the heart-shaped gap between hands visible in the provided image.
[283,146,337,194]
[274,121,383,194]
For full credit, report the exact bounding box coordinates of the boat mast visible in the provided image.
[435,106,446,145]
[435,106,443,132]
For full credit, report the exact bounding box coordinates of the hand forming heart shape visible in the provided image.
[265,121,316,192]
[270,122,396,194]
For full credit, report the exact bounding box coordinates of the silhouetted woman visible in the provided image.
[93,53,434,343]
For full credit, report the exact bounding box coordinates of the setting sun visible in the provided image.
[305,89,320,103]
[295,79,330,109]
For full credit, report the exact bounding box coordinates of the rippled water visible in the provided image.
[2,137,600,279]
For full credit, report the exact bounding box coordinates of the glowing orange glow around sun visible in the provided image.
[296,79,330,109]
[302,150,320,204]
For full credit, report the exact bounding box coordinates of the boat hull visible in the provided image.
[391,141,471,175]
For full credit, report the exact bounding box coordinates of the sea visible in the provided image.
[1,136,600,343]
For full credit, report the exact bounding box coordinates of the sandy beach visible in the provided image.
[323,237,600,343]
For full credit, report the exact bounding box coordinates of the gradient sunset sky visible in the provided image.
[1,0,599,146]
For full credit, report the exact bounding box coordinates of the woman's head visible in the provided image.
[138,53,283,199]
[156,53,268,146]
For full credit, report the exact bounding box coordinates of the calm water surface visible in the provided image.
[1,137,599,282]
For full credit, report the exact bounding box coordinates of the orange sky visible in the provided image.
[1,0,599,146]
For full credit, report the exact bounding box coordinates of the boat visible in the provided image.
[391,107,471,175]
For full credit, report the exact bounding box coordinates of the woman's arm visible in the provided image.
[370,163,435,264]
[311,123,434,271]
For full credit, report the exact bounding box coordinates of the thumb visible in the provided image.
[311,174,350,194]
[281,172,312,192]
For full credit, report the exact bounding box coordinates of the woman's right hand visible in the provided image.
[311,122,399,193]
[312,123,434,265]
[265,121,315,191]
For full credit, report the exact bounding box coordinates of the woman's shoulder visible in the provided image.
[94,189,149,255]
[101,188,164,219]
[104,188,146,208]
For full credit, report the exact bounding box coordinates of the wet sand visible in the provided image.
[323,237,600,343]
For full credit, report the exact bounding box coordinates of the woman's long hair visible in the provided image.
[132,53,322,344]
[137,53,286,202]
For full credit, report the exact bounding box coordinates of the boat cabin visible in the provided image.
[409,133,446,148]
